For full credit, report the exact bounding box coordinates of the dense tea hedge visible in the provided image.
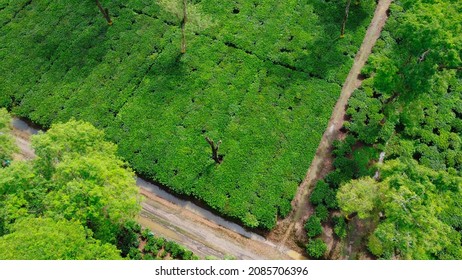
[0,0,375,229]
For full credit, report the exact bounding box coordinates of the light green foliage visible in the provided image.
[0,108,17,161]
[306,238,327,259]
[0,161,42,235]
[0,217,122,260]
[30,120,141,242]
[0,120,142,258]
[31,119,117,178]
[337,177,385,219]
[367,0,462,98]
[0,0,376,229]
[368,160,462,259]
[340,159,462,259]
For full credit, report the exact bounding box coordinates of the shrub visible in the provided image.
[141,228,153,240]
[315,205,329,222]
[310,180,337,209]
[306,239,327,259]
[333,216,347,239]
[128,247,143,260]
[304,215,322,238]
[310,180,329,205]
[143,253,155,260]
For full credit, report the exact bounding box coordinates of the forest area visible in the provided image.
[0,0,461,260]
[305,0,462,259]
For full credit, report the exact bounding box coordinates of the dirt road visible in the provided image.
[272,0,393,250]
[11,118,303,260]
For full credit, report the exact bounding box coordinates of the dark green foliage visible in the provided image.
[143,253,155,260]
[304,215,323,238]
[116,220,141,257]
[0,0,375,229]
[306,238,327,259]
[345,90,384,144]
[128,247,143,260]
[351,0,462,173]
[310,180,329,205]
[139,230,197,260]
[310,180,337,209]
[164,241,180,258]
[141,228,153,240]
[330,135,378,186]
[332,216,347,239]
[314,205,329,222]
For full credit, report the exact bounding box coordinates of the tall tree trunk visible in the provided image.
[181,0,187,53]
[95,0,112,25]
[205,137,222,164]
[340,0,351,38]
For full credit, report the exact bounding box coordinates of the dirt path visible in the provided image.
[11,125,36,161]
[271,0,393,252]
[11,119,304,260]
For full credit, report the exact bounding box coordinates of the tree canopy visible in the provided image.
[0,117,141,258]
[0,217,122,260]
[337,159,462,259]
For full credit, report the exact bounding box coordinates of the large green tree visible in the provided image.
[0,217,121,260]
[0,119,141,255]
[337,177,385,219]
[32,119,141,242]
[337,159,462,259]
[368,0,462,99]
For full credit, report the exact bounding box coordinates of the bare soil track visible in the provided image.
[270,0,393,255]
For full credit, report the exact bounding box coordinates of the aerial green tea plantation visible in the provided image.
[0,0,375,229]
